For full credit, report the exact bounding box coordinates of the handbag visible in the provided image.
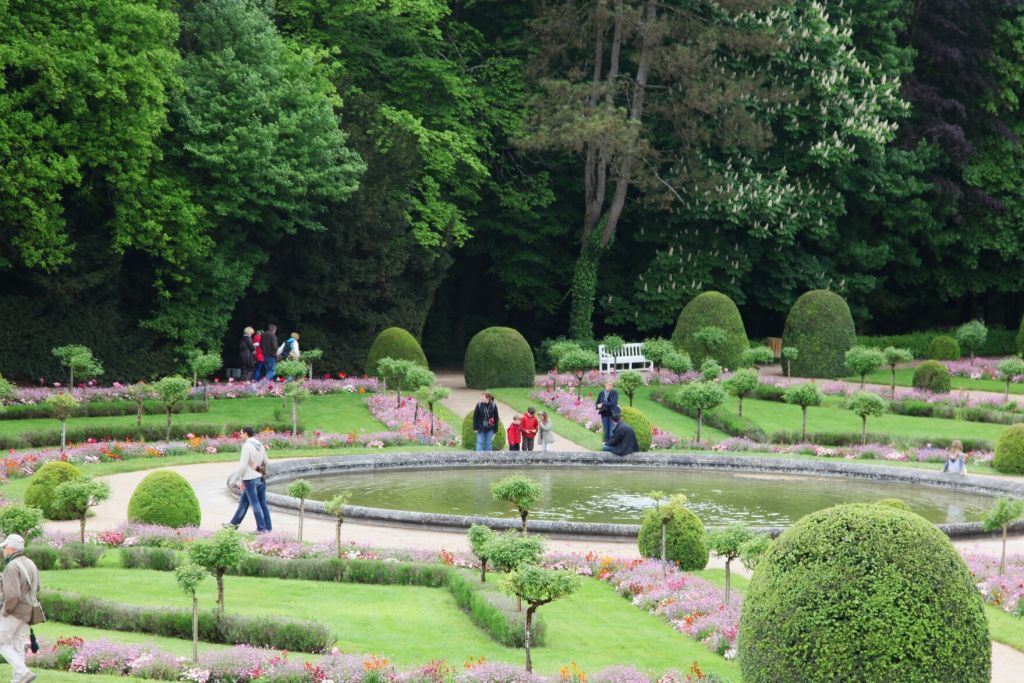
[12,559,45,626]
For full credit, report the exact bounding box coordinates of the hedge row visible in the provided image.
[0,400,208,422]
[447,569,544,648]
[25,543,104,570]
[650,388,768,441]
[890,399,1024,425]
[858,327,1017,358]
[0,420,295,450]
[769,431,994,451]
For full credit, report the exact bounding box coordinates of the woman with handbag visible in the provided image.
[0,533,42,683]
[473,392,500,452]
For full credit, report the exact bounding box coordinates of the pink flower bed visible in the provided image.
[962,550,1024,614]
[531,388,680,449]
[706,437,994,464]
[535,370,699,391]
[365,393,457,447]
[943,357,1021,381]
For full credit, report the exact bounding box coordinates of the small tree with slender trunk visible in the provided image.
[491,476,543,534]
[188,528,249,614]
[707,524,755,603]
[467,524,495,582]
[126,381,151,427]
[781,347,798,378]
[284,381,310,436]
[616,370,644,406]
[676,381,725,442]
[784,383,823,442]
[276,359,308,382]
[174,562,208,663]
[504,566,581,673]
[740,346,775,369]
[661,351,693,380]
[844,346,885,389]
[0,505,43,543]
[956,320,988,365]
[287,480,313,542]
[52,344,103,387]
[302,348,323,379]
[646,491,687,577]
[52,478,111,542]
[642,338,674,384]
[998,357,1024,403]
[325,493,350,558]
[413,384,451,435]
[558,348,599,397]
[847,391,888,445]
[45,392,78,452]
[882,346,913,398]
[725,369,759,416]
[154,376,191,440]
[601,334,626,373]
[486,530,545,612]
[982,498,1024,575]
[548,340,583,388]
[377,357,434,405]
[692,326,727,364]
[187,351,223,406]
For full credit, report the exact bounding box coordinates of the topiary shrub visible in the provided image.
[24,461,82,520]
[875,498,911,512]
[464,327,536,389]
[637,503,708,570]
[739,504,989,682]
[927,335,961,361]
[912,360,951,393]
[618,406,652,452]
[461,411,507,450]
[365,327,428,377]
[782,290,856,378]
[128,471,201,528]
[993,424,1024,474]
[671,292,749,369]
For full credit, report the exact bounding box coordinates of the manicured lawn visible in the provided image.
[852,368,1022,395]
[633,387,730,443]
[40,567,740,678]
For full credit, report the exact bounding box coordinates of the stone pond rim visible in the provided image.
[252,451,1024,540]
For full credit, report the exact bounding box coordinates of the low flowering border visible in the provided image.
[365,392,457,447]
[963,550,1024,615]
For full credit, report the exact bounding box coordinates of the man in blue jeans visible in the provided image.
[473,392,500,451]
[225,426,271,532]
[260,324,279,381]
[595,381,619,441]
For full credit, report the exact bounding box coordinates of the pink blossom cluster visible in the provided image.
[365,393,457,446]
[943,357,1021,381]
[532,388,603,433]
[651,427,681,449]
[706,437,993,465]
[535,370,699,391]
[962,550,1024,614]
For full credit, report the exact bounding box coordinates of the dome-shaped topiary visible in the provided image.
[24,461,82,520]
[781,290,857,378]
[127,471,201,528]
[637,502,708,570]
[994,424,1024,474]
[739,504,989,683]
[463,327,536,389]
[618,406,652,452]
[461,411,507,450]
[671,292,749,369]
[927,335,961,361]
[366,327,428,377]
[912,360,951,393]
[875,498,911,512]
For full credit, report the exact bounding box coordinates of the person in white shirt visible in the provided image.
[277,332,301,361]
[224,426,271,532]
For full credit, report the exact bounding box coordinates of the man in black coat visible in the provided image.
[595,381,619,441]
[602,413,638,457]
[261,324,279,381]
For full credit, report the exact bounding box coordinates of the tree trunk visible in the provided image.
[524,606,536,672]
[696,411,703,442]
[1001,525,1008,575]
[1006,380,1011,403]
[429,406,435,436]
[298,499,305,543]
[860,373,866,389]
[861,416,868,445]
[69,366,74,387]
[336,520,343,558]
[738,396,744,417]
[891,366,898,399]
[308,364,313,381]
[79,514,86,543]
[521,511,528,535]
[216,570,224,614]
[291,398,298,436]
[725,557,732,603]
[166,409,173,441]
[192,596,199,663]
[395,382,402,407]
[568,234,603,340]
[801,407,808,442]
[204,385,209,408]
[61,420,67,453]
[480,559,487,583]
[137,400,143,427]
[787,360,791,378]
[193,371,198,388]
[661,521,667,578]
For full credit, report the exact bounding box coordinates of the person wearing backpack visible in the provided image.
[260,324,279,381]
[240,327,256,381]
[0,533,42,683]
[277,332,301,361]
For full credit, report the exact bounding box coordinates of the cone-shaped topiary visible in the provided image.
[128,471,201,528]
[24,461,82,520]
[912,360,951,393]
[1017,315,1024,356]
[994,424,1024,474]
[927,335,961,361]
[464,327,536,389]
[739,504,989,683]
[637,502,708,569]
[461,411,507,450]
[782,290,856,378]
[618,406,652,452]
[671,292,749,369]
[366,327,428,377]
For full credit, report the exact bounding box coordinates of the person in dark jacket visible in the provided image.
[261,324,279,381]
[239,327,256,381]
[602,413,638,456]
[595,381,619,441]
[473,392,500,452]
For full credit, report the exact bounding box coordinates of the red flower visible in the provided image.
[339,372,348,379]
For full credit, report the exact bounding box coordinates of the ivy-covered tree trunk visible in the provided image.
[429,405,435,436]
[137,399,144,427]
[738,396,744,417]
[568,235,603,340]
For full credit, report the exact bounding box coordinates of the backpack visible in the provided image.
[278,338,295,361]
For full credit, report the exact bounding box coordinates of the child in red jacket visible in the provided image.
[519,408,539,451]
[507,416,523,451]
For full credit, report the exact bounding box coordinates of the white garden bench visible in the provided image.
[598,342,653,373]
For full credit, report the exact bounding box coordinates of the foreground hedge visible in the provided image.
[0,420,294,451]
[40,590,334,653]
[0,399,207,421]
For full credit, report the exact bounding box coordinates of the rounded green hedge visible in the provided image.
[781,290,856,378]
[739,504,989,682]
[875,498,911,512]
[637,504,708,570]
[671,292,749,369]
[365,327,428,377]
[127,471,201,528]
[463,327,536,389]
[927,335,961,361]
[619,406,652,452]
[912,360,951,393]
[994,424,1024,474]
[461,411,507,450]
[24,461,82,520]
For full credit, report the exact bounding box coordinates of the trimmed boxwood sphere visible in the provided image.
[927,335,961,361]
[637,504,708,570]
[875,497,911,512]
[463,327,536,389]
[994,424,1024,474]
[24,461,81,520]
[739,504,989,683]
[461,410,507,450]
[127,471,201,528]
[671,291,749,369]
[912,360,951,393]
[365,327,428,377]
[619,406,652,452]
[782,290,856,378]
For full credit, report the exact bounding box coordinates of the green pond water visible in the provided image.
[274,466,991,526]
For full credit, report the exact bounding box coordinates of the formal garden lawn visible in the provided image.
[849,368,1024,395]
[39,566,740,678]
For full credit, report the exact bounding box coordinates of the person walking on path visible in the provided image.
[252,330,265,381]
[507,416,522,451]
[602,413,638,457]
[278,332,301,361]
[225,427,271,532]
[473,392,500,452]
[0,533,40,683]
[538,412,555,452]
[239,327,256,381]
[520,407,539,451]
[595,381,620,441]
[261,325,279,381]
